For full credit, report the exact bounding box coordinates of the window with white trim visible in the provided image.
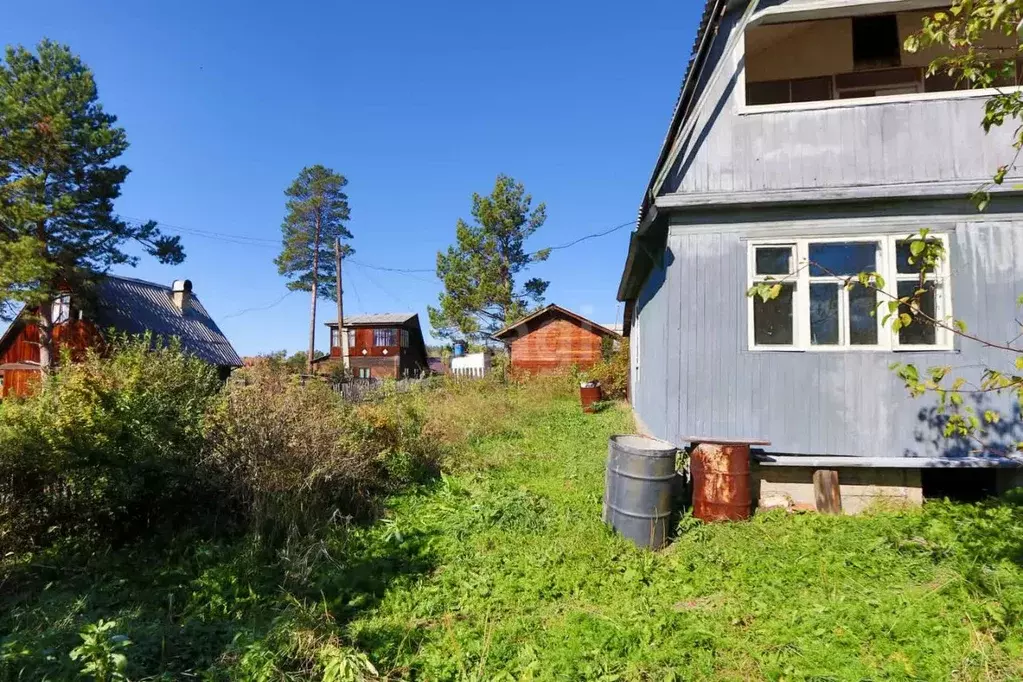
[747,235,953,351]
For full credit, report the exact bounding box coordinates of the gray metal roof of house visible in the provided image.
[325,313,418,326]
[91,275,243,367]
[618,0,725,301]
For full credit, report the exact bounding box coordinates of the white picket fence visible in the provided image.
[450,366,488,379]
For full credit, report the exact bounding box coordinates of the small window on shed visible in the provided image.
[853,15,901,69]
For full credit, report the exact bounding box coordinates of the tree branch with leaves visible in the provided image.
[275,165,353,374]
[0,40,184,370]
[429,174,549,342]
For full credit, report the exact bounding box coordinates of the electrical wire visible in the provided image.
[537,220,634,254]
[221,290,298,319]
[118,213,635,278]
[349,261,414,310]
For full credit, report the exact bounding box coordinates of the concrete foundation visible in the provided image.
[754,465,924,514]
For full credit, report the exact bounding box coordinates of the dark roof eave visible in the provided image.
[618,0,730,300]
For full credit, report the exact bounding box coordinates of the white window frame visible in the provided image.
[747,234,953,352]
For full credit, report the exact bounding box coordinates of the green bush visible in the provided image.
[585,338,629,400]
[0,334,222,549]
[204,364,441,547]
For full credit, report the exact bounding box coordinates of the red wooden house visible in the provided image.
[492,304,621,375]
[313,313,429,379]
[0,276,242,398]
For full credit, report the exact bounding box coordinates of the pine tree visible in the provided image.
[275,165,353,373]
[0,40,185,370]
[429,175,549,342]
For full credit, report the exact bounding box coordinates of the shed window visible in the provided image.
[373,328,397,346]
[748,235,952,351]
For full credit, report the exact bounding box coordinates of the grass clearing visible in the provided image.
[3,383,1023,680]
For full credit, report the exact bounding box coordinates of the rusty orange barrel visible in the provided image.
[580,382,602,413]
[691,441,755,522]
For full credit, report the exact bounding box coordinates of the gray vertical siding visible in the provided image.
[634,216,1023,457]
[657,3,1019,198]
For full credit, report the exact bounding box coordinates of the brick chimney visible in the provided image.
[171,279,193,313]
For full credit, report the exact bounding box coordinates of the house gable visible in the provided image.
[494,305,620,375]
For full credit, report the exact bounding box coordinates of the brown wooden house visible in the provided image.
[492,304,621,375]
[0,276,243,399]
[313,313,429,379]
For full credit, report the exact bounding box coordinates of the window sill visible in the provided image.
[738,85,1022,116]
[746,346,957,353]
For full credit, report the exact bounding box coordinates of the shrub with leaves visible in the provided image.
[69,620,131,682]
[585,338,629,400]
[205,364,441,547]
[0,334,222,549]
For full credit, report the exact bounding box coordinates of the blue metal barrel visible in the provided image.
[603,435,678,549]
[452,341,466,357]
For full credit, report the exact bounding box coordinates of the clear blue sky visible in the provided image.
[2,0,699,355]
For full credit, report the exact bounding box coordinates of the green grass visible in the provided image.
[4,389,1023,680]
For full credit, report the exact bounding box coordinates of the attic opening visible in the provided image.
[744,10,1021,107]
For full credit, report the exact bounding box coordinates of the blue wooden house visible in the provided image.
[617,0,1023,507]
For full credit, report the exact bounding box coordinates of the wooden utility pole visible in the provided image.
[335,237,348,371]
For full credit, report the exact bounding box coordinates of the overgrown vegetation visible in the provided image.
[586,338,629,400]
[3,350,1022,680]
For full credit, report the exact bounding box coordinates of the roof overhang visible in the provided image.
[617,0,734,302]
[750,0,946,26]
[492,304,622,341]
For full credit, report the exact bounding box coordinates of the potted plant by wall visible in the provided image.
[579,378,602,414]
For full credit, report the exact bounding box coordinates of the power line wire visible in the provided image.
[118,213,635,277]
[349,259,435,274]
[117,214,280,246]
[221,290,298,320]
[350,261,414,309]
[538,220,634,254]
[348,271,364,312]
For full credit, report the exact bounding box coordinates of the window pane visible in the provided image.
[747,80,790,105]
[374,329,397,346]
[897,280,938,345]
[791,76,833,103]
[849,284,878,345]
[755,247,793,275]
[753,283,794,345]
[808,242,877,276]
[852,14,901,68]
[896,239,940,274]
[810,283,840,345]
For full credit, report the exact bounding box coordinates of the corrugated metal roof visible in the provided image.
[492,304,621,340]
[325,313,417,326]
[93,275,243,367]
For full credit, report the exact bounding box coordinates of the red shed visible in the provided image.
[492,304,621,375]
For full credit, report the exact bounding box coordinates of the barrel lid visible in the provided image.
[680,435,771,446]
[610,434,678,456]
